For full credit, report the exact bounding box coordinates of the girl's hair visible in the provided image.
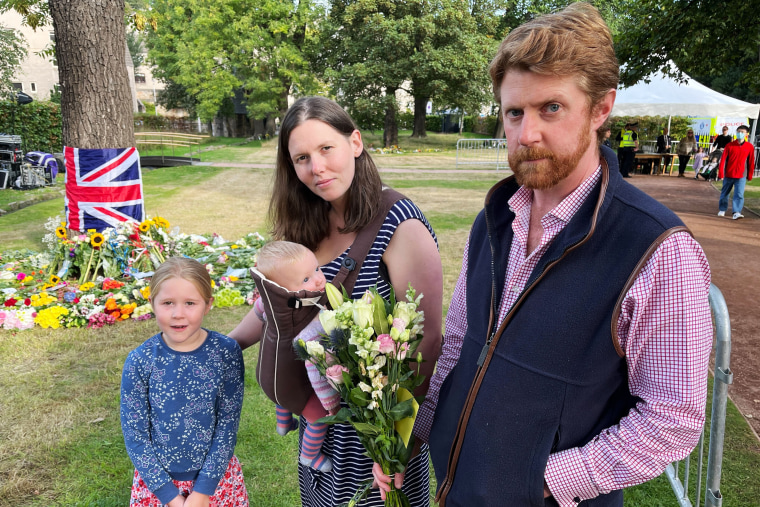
[270,96,383,251]
[256,241,310,279]
[489,2,618,112]
[150,257,213,303]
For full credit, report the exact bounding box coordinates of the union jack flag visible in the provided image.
[64,146,145,232]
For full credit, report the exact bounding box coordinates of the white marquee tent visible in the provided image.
[612,65,760,142]
[612,67,760,119]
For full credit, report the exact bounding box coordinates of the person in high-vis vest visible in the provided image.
[615,121,638,178]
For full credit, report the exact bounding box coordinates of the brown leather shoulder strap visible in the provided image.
[331,188,406,295]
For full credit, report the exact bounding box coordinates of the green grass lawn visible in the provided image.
[1,139,758,506]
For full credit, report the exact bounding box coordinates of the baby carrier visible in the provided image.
[252,188,406,414]
[698,149,722,181]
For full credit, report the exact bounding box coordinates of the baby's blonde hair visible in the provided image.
[150,257,213,303]
[256,241,312,280]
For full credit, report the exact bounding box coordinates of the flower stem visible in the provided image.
[79,247,95,285]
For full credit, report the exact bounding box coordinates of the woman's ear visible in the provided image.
[206,297,214,313]
[350,129,363,158]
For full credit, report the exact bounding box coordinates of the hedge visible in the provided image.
[0,101,62,153]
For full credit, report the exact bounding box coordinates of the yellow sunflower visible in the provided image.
[49,275,61,285]
[90,232,105,248]
[154,216,170,229]
[55,227,67,239]
[139,220,151,233]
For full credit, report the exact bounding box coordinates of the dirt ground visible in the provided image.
[627,174,760,438]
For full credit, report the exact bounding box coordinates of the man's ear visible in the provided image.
[591,89,616,131]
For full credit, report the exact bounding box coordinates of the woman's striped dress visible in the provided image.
[298,197,437,507]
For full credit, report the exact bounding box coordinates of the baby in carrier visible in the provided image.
[253,241,339,472]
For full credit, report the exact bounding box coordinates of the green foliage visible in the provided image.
[425,115,442,133]
[133,112,169,131]
[155,81,198,119]
[145,0,323,122]
[125,29,144,68]
[316,0,497,140]
[614,0,760,98]
[0,100,62,152]
[0,0,51,30]
[0,23,28,101]
[464,115,498,135]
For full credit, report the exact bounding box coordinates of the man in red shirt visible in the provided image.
[718,124,755,220]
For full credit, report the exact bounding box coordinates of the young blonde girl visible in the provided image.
[121,257,247,507]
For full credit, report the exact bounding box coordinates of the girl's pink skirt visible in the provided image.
[130,455,248,506]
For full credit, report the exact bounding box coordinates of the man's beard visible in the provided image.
[508,119,593,190]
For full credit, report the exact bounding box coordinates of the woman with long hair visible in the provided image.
[229,96,442,506]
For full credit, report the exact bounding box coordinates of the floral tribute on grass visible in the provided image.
[0,215,266,331]
[295,283,426,507]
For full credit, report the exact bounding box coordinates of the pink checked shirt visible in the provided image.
[415,168,712,506]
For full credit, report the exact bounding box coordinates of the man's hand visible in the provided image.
[184,491,210,507]
[371,463,405,501]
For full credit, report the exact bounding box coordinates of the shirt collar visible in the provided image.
[508,165,602,225]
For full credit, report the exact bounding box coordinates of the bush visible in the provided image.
[425,115,442,132]
[0,101,62,153]
[134,113,170,131]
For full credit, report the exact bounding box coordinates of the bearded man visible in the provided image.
[376,3,713,506]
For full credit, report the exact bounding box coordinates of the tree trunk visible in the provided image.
[383,89,399,148]
[411,95,429,138]
[49,0,135,148]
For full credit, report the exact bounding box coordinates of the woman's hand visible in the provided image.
[371,462,405,500]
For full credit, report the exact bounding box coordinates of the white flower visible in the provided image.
[305,340,325,359]
[358,382,372,393]
[392,302,419,329]
[352,299,374,329]
[319,310,339,334]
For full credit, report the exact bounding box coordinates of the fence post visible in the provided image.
[704,283,732,507]
[664,283,731,507]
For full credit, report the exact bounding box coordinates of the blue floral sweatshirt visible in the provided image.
[120,330,244,504]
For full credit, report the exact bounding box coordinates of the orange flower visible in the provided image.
[120,302,137,317]
[105,298,119,311]
[102,279,125,291]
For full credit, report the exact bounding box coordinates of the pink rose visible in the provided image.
[325,365,349,386]
[392,318,407,331]
[377,334,395,354]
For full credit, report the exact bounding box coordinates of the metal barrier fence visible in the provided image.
[455,138,509,170]
[666,283,732,507]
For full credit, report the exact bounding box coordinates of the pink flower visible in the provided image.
[392,318,407,331]
[377,334,395,354]
[16,273,26,281]
[397,342,410,360]
[325,365,349,386]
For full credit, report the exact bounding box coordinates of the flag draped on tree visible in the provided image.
[64,146,145,232]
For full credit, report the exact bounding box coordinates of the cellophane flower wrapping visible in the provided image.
[294,283,426,507]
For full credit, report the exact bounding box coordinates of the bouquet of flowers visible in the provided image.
[294,283,427,507]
